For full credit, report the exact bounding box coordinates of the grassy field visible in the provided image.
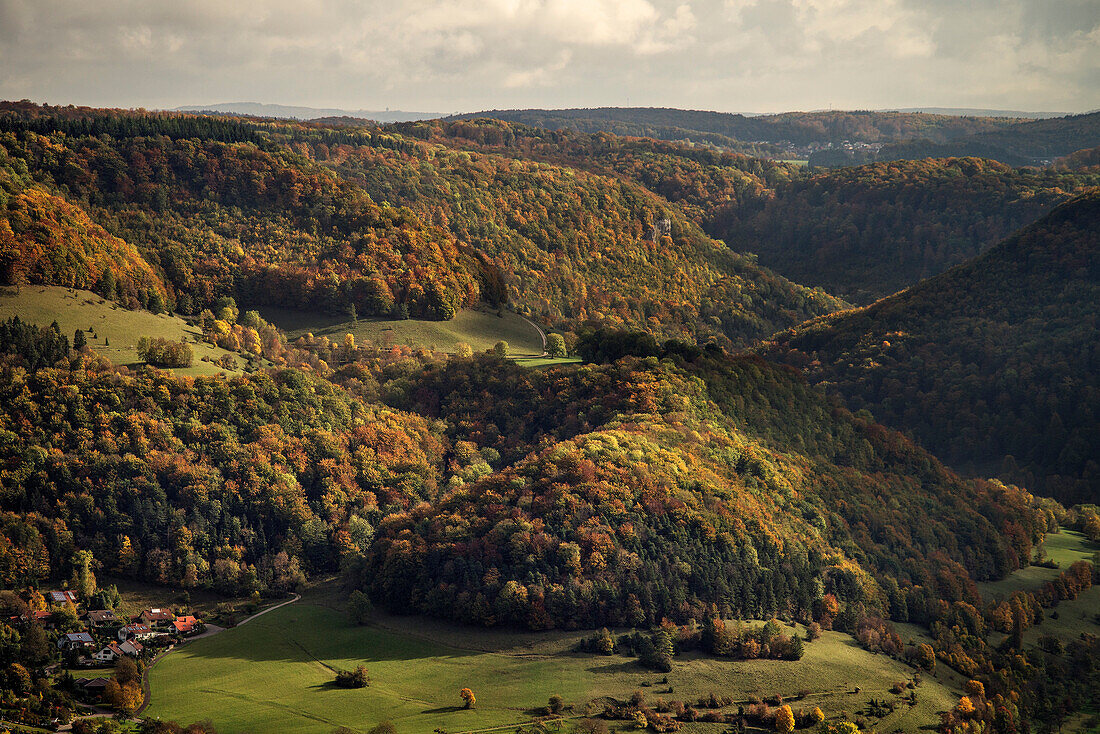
[262,306,547,357]
[0,286,248,377]
[146,595,958,734]
[975,529,1100,646]
[978,530,1099,601]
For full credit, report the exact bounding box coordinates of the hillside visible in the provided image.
[0,103,842,349]
[278,119,843,347]
[386,120,1098,303]
[355,351,1040,630]
[879,112,1100,166]
[720,158,1097,302]
[761,192,1100,504]
[452,107,1021,148]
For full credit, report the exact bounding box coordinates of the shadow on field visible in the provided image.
[585,660,643,675]
[175,604,481,666]
[421,705,465,714]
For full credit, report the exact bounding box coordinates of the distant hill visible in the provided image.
[890,107,1069,119]
[761,192,1100,504]
[392,119,1098,304]
[879,112,1100,166]
[720,158,1097,302]
[451,107,1023,147]
[173,101,443,123]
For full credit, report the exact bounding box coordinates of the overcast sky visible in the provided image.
[1,0,1098,114]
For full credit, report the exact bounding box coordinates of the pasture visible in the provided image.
[145,598,958,734]
[977,530,1099,601]
[261,305,547,356]
[0,286,249,377]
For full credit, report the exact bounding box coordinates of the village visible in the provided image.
[18,589,205,712]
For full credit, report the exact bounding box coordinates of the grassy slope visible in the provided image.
[146,602,958,734]
[0,286,249,376]
[977,530,1099,601]
[975,530,1100,647]
[263,306,547,356]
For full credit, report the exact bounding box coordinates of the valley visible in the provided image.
[146,589,959,734]
[0,99,1098,734]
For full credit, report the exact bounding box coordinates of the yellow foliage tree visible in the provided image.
[775,704,795,733]
[460,687,475,709]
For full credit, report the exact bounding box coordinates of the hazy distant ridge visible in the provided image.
[172,101,443,123]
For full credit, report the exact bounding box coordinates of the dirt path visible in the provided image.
[517,314,547,354]
[132,593,301,718]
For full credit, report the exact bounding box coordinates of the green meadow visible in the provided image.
[0,286,250,377]
[977,530,1099,601]
[262,306,547,357]
[145,599,958,734]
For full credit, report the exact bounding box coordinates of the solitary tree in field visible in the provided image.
[460,687,476,709]
[73,329,87,350]
[546,333,567,357]
[492,341,509,358]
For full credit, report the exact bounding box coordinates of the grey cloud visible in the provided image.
[0,0,1095,112]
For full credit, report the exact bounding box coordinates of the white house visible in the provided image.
[92,642,123,663]
[118,623,155,641]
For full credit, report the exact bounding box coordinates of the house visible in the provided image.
[21,609,54,628]
[118,623,155,641]
[172,615,200,635]
[139,608,176,629]
[118,639,144,656]
[86,609,119,627]
[48,590,79,606]
[92,642,123,664]
[76,677,112,698]
[57,632,96,650]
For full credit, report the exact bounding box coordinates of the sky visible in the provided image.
[1,0,1098,115]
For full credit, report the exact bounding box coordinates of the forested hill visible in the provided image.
[0,102,841,348]
[719,158,1098,302]
[879,112,1100,166]
[760,192,1100,505]
[351,350,1040,629]
[451,107,1021,147]
[393,120,1097,304]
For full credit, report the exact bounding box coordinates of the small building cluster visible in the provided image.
[18,590,206,687]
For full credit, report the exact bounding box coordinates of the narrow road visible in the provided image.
[517,314,547,355]
[132,593,301,718]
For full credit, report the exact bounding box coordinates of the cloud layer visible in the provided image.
[1,0,1096,113]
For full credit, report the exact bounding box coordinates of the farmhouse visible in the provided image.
[22,609,54,627]
[118,639,144,656]
[75,677,111,699]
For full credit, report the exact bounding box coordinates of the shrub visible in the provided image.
[334,666,370,688]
